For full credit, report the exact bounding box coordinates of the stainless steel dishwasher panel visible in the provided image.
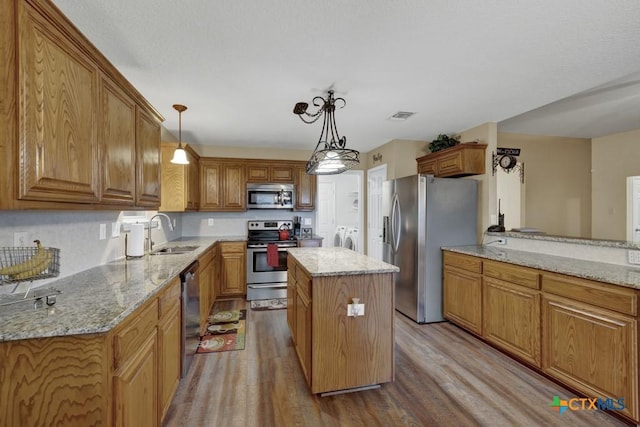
[181,261,200,378]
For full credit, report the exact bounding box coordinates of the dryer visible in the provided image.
[344,228,359,251]
[333,226,347,247]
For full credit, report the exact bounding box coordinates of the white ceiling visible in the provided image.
[53,0,640,152]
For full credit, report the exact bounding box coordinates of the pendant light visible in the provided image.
[170,104,189,164]
[293,90,359,175]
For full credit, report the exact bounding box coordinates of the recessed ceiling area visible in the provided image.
[52,0,640,152]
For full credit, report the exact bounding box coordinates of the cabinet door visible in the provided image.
[18,4,99,203]
[219,243,246,296]
[113,333,158,427]
[186,151,200,210]
[222,163,245,210]
[295,290,312,386]
[443,266,482,334]
[135,108,161,207]
[99,76,136,205]
[294,166,316,210]
[542,295,638,421]
[484,277,540,367]
[200,161,222,210]
[158,305,181,422]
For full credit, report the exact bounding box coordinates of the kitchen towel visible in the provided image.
[128,223,145,257]
[267,243,279,267]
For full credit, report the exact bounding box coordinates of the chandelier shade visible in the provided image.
[293,90,359,175]
[170,104,189,165]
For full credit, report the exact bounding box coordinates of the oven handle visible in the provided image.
[247,284,288,289]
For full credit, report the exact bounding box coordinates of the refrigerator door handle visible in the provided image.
[391,194,401,252]
[382,216,390,244]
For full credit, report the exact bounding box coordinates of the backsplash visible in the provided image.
[181,211,314,236]
[0,210,181,292]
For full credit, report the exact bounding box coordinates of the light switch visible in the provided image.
[111,222,121,238]
[99,223,107,240]
[208,218,214,226]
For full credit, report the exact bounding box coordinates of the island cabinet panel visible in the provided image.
[18,2,100,203]
[0,334,109,427]
[483,277,541,367]
[99,75,136,205]
[542,294,638,421]
[312,273,394,394]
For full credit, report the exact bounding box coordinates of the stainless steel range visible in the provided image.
[246,220,297,301]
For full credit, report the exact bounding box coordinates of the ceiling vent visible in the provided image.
[389,111,416,121]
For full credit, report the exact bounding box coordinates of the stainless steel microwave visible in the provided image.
[247,183,295,209]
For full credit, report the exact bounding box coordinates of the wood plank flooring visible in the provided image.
[163,299,631,427]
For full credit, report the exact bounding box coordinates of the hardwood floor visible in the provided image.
[164,299,631,427]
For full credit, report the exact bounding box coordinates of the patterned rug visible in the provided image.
[196,309,246,353]
[250,298,287,311]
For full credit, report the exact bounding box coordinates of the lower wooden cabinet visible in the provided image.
[483,277,540,367]
[542,293,638,421]
[443,265,483,335]
[219,242,246,296]
[158,278,182,421]
[442,250,640,424]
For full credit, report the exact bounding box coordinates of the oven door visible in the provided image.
[246,246,290,300]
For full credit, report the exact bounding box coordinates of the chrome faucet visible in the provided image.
[147,213,175,252]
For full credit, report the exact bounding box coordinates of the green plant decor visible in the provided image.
[428,134,460,153]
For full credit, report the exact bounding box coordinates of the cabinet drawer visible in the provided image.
[296,265,312,300]
[114,299,158,369]
[484,260,540,290]
[158,277,181,319]
[542,273,637,316]
[443,251,482,274]
[219,241,246,253]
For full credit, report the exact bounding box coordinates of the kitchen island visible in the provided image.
[286,247,399,395]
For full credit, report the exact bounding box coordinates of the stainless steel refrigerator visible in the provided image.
[382,174,477,323]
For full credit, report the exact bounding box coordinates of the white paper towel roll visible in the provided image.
[128,223,145,257]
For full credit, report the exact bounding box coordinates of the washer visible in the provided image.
[344,228,358,251]
[333,226,347,247]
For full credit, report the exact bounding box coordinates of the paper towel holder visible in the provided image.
[125,232,144,259]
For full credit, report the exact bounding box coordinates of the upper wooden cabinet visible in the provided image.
[416,143,487,177]
[294,165,316,211]
[159,143,200,212]
[100,75,136,205]
[200,158,246,211]
[0,0,162,210]
[246,160,294,183]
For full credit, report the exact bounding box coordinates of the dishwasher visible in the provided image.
[181,261,200,378]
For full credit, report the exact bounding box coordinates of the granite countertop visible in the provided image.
[288,247,399,277]
[0,235,246,342]
[443,245,640,290]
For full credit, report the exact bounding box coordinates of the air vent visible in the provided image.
[389,111,416,121]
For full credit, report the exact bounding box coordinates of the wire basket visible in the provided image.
[0,245,60,284]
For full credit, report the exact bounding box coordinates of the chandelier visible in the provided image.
[293,90,359,175]
[170,104,189,164]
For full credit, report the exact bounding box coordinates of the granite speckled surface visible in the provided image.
[0,236,246,342]
[443,245,640,289]
[487,231,640,249]
[287,247,399,276]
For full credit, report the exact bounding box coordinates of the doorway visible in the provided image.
[315,171,364,252]
[367,164,387,261]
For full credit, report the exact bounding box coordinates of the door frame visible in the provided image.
[367,164,387,260]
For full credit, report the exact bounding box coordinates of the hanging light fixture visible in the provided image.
[293,90,359,175]
[170,104,189,165]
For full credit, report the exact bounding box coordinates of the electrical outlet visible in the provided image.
[111,222,121,238]
[13,231,29,247]
[628,250,640,265]
[496,238,507,245]
[208,218,214,227]
[99,223,107,240]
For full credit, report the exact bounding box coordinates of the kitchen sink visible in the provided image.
[151,245,199,255]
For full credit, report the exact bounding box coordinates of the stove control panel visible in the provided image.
[248,220,292,230]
